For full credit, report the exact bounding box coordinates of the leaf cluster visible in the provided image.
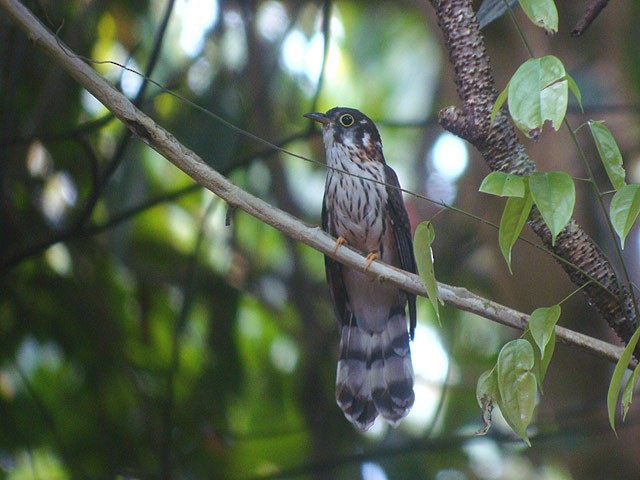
[421,0,640,444]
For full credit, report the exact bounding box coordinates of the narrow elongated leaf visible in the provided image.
[523,327,556,388]
[528,305,561,359]
[508,56,568,138]
[622,365,640,421]
[479,172,525,197]
[538,329,555,385]
[491,84,509,125]
[529,171,575,246]
[589,121,626,191]
[607,325,640,434]
[414,221,441,324]
[519,0,558,33]
[499,189,534,272]
[566,73,583,112]
[610,184,640,249]
[497,339,536,445]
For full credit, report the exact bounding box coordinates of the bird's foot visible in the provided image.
[364,252,380,271]
[333,236,347,254]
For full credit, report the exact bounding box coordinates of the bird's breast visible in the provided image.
[325,147,389,253]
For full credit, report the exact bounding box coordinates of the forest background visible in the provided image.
[2,0,640,479]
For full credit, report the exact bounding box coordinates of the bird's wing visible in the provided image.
[384,164,417,339]
[322,191,350,327]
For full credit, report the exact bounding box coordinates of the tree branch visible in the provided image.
[429,0,637,349]
[571,0,610,37]
[0,0,631,367]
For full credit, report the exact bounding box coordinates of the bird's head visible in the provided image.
[304,107,383,161]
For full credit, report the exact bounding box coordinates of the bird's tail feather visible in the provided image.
[335,309,414,431]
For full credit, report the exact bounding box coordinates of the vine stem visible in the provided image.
[558,280,594,306]
[502,0,535,57]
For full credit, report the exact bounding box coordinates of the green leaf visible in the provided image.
[589,121,626,191]
[607,324,640,434]
[497,339,537,445]
[413,221,441,324]
[479,172,525,197]
[491,84,509,125]
[528,305,561,359]
[566,73,583,112]
[476,367,500,435]
[508,56,568,138]
[519,0,558,33]
[499,188,534,272]
[522,327,555,387]
[538,329,555,385]
[610,184,640,249]
[477,367,500,408]
[529,171,575,246]
[622,365,640,422]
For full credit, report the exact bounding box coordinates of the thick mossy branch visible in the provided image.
[430,0,637,345]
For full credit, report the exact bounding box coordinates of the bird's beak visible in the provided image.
[304,112,331,125]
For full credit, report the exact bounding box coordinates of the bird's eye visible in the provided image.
[339,114,354,127]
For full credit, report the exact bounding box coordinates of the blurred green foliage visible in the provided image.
[1,1,640,479]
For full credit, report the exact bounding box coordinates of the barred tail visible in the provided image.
[335,310,414,431]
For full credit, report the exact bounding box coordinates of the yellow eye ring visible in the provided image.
[339,114,354,127]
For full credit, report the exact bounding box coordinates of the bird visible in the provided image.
[304,107,417,431]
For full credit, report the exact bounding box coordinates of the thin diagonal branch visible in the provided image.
[0,0,631,369]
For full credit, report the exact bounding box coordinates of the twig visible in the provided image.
[571,0,610,37]
[0,0,632,369]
